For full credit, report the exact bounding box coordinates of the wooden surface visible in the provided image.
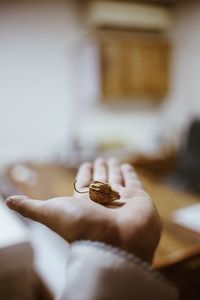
[139,171,200,268]
[6,163,200,270]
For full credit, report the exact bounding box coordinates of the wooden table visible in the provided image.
[5,163,200,299]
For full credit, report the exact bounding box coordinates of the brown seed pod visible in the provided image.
[74,180,120,205]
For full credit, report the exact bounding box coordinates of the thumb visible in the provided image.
[5,195,46,223]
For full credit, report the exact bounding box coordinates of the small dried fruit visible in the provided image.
[74,180,120,205]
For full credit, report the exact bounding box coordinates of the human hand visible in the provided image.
[5,158,162,263]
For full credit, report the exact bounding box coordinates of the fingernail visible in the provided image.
[5,195,29,208]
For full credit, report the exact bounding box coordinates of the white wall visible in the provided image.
[161,0,200,145]
[1,0,200,166]
[0,0,84,166]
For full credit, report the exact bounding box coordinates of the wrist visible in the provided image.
[90,219,153,262]
[101,217,156,263]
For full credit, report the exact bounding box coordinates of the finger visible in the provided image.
[121,163,143,189]
[5,195,48,224]
[93,157,107,182]
[108,158,123,187]
[106,200,126,208]
[76,162,92,188]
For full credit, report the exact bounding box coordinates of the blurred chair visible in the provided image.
[165,119,200,194]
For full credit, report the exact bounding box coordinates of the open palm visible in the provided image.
[6,158,162,262]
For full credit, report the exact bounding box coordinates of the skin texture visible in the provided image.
[5,158,162,263]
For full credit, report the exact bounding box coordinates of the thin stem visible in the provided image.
[74,180,88,194]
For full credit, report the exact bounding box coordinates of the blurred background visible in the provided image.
[0,0,200,299]
[0,0,200,166]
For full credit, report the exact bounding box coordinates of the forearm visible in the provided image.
[60,241,178,300]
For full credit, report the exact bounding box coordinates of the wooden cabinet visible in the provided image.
[99,31,170,101]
